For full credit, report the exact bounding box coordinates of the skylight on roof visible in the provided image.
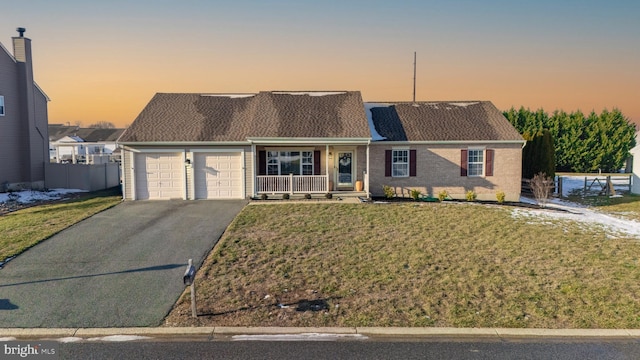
[449,102,480,107]
[201,94,256,98]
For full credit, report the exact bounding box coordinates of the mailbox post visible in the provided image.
[183,259,197,318]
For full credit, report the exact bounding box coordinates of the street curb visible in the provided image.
[1,327,639,339]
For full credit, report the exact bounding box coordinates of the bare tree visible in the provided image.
[88,121,115,129]
[530,172,554,207]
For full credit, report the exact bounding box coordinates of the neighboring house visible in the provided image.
[0,28,49,191]
[118,91,524,201]
[630,141,640,194]
[48,124,125,164]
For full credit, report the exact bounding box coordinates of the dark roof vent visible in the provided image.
[16,27,26,37]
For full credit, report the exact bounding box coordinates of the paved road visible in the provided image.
[56,337,640,360]
[0,200,247,328]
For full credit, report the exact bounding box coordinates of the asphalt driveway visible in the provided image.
[0,200,247,328]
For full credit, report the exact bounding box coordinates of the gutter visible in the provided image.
[247,137,372,145]
[371,140,527,146]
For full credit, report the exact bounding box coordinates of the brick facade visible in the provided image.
[369,143,522,201]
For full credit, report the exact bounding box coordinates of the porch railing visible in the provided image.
[257,174,328,194]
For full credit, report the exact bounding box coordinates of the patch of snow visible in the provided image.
[0,337,17,341]
[59,136,84,143]
[87,335,151,342]
[271,91,347,96]
[57,337,83,343]
[201,93,256,98]
[232,333,368,341]
[449,102,479,107]
[518,175,640,237]
[0,189,86,204]
[363,103,388,141]
[511,206,640,238]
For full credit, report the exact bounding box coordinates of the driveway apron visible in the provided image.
[0,200,247,328]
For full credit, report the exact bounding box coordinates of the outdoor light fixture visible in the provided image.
[185,159,191,165]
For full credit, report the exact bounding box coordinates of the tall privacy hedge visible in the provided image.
[522,130,555,179]
[504,107,636,173]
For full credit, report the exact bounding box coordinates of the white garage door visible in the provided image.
[194,152,243,199]
[135,153,183,200]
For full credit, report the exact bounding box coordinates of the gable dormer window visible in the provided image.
[0,96,4,116]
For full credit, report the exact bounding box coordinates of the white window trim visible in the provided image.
[392,148,409,178]
[467,148,485,177]
[0,96,4,116]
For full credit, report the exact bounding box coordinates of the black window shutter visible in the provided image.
[258,150,266,175]
[460,149,468,176]
[485,149,494,176]
[314,150,321,175]
[385,150,392,177]
[409,150,417,177]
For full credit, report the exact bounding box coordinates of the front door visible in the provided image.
[336,151,354,188]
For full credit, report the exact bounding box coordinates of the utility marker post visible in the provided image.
[183,258,197,318]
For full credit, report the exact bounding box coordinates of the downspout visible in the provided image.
[366,140,371,198]
[184,150,190,200]
[250,140,256,198]
[130,149,136,200]
[118,144,125,200]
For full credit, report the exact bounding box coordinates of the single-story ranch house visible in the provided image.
[117,91,524,201]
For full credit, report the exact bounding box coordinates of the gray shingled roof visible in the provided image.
[118,91,371,143]
[368,101,523,142]
[48,125,125,142]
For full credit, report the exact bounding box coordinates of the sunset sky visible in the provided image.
[2,1,638,128]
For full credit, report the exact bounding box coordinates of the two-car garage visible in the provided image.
[133,151,244,200]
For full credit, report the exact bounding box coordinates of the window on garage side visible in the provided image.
[0,96,4,116]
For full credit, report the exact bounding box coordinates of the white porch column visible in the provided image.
[251,143,257,197]
[326,144,330,192]
[366,142,370,196]
[55,146,60,163]
[289,173,294,195]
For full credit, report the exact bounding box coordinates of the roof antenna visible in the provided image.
[412,51,417,103]
[16,27,26,37]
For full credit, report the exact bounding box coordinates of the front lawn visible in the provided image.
[0,188,122,261]
[590,194,640,222]
[164,202,640,328]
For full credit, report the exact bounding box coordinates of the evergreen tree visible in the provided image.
[504,107,635,173]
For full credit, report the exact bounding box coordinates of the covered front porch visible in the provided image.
[251,140,370,196]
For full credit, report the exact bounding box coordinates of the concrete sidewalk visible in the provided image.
[1,327,639,340]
